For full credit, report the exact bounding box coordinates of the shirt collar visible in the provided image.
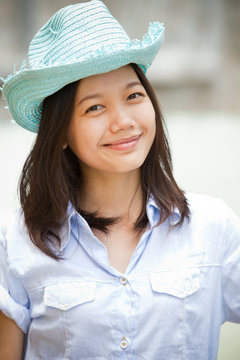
[57,202,78,253]
[58,198,181,252]
[147,196,181,228]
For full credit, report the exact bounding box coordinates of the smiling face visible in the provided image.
[66,65,156,178]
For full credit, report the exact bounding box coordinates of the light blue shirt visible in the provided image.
[0,193,240,359]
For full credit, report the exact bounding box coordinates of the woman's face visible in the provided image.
[66,65,156,177]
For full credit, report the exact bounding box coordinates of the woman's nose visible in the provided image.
[109,109,135,133]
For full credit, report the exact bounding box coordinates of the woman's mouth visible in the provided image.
[103,134,141,151]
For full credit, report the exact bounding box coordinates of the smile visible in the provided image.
[103,134,141,151]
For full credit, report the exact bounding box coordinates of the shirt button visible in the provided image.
[120,277,127,286]
[120,336,127,350]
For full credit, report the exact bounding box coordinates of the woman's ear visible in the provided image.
[62,142,67,150]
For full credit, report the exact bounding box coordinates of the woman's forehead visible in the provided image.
[77,65,138,92]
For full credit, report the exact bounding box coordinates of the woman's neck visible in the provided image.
[79,168,142,223]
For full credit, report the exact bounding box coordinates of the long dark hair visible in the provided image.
[19,63,190,259]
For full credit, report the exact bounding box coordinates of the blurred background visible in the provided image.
[0,0,239,358]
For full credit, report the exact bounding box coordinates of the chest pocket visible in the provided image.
[150,268,200,299]
[44,281,96,310]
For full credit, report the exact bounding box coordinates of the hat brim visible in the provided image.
[2,22,165,132]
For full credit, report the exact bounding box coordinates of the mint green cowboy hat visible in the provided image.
[1,0,165,133]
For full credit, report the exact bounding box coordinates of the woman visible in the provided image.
[0,1,240,359]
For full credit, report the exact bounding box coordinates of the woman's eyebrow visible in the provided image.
[77,81,142,106]
[77,93,103,106]
[125,80,142,89]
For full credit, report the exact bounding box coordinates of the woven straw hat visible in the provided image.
[1,0,165,132]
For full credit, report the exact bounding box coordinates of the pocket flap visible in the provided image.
[44,281,96,310]
[150,268,200,299]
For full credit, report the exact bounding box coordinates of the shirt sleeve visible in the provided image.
[0,224,31,333]
[221,201,240,324]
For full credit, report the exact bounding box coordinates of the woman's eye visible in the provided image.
[85,104,102,113]
[128,92,143,100]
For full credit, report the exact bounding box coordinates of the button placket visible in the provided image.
[119,276,129,350]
